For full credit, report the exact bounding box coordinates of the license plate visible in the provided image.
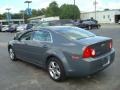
[102,56,111,67]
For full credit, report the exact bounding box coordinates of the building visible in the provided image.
[81,9,120,23]
[28,15,45,24]
[28,15,60,24]
[0,19,24,25]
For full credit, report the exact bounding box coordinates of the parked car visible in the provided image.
[75,20,101,30]
[82,19,98,23]
[8,26,115,81]
[1,25,9,32]
[6,24,18,32]
[32,20,75,29]
[17,24,33,31]
[118,20,120,24]
[0,24,2,32]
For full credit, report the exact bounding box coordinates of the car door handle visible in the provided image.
[42,45,48,48]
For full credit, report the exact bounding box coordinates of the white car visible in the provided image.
[118,20,120,24]
[16,24,27,31]
[16,24,33,31]
[1,25,9,32]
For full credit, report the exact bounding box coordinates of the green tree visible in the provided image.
[60,4,80,19]
[12,13,22,19]
[45,1,60,17]
[41,8,46,15]
[2,13,9,19]
[31,9,38,17]
[31,9,45,17]
[0,14,4,19]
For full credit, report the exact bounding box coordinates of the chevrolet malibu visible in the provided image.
[8,26,115,81]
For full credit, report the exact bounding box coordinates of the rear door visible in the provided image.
[30,30,53,65]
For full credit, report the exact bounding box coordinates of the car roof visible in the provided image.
[19,26,80,34]
[39,26,77,31]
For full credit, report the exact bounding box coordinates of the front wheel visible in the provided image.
[47,57,66,81]
[9,48,17,61]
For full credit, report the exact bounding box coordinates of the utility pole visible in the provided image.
[20,10,25,24]
[6,8,11,25]
[24,1,32,9]
[24,1,32,16]
[24,1,32,22]
[94,0,97,19]
[73,0,75,20]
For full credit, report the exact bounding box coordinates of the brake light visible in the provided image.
[109,40,112,49]
[82,47,96,58]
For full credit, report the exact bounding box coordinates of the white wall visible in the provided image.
[41,16,60,21]
[81,10,120,23]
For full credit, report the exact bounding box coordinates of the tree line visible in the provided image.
[0,1,80,20]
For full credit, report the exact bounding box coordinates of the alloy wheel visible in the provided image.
[48,61,61,80]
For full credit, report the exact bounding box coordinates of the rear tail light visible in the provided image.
[109,40,112,49]
[82,46,96,58]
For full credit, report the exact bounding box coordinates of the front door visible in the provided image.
[14,31,34,62]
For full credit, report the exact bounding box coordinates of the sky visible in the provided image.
[0,0,120,14]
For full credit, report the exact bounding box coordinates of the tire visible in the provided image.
[9,47,17,61]
[97,25,100,29]
[47,57,66,81]
[88,25,92,30]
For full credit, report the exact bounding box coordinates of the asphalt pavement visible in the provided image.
[0,24,120,90]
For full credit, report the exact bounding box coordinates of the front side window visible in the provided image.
[19,32,33,41]
[33,31,52,42]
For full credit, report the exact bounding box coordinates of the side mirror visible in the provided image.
[14,36,21,41]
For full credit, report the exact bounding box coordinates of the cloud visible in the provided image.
[31,0,52,9]
[105,2,120,9]
[0,0,120,14]
[0,5,20,14]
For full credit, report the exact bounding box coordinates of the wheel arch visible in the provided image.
[45,54,63,68]
[8,44,13,51]
[44,52,70,73]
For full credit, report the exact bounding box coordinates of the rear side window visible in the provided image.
[56,27,96,40]
[33,31,52,42]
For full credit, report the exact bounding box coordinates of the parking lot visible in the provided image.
[0,24,120,90]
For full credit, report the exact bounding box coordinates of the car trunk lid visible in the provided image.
[76,36,112,57]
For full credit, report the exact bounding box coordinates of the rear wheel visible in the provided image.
[47,57,66,81]
[88,25,92,30]
[9,47,17,61]
[97,25,100,29]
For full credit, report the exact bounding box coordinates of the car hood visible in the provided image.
[76,36,111,46]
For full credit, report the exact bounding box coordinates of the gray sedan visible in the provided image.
[8,26,115,81]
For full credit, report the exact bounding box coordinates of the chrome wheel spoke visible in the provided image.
[56,69,60,76]
[9,49,14,60]
[51,62,56,68]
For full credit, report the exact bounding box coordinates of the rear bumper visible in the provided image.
[65,48,115,77]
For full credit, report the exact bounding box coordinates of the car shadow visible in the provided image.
[13,58,111,84]
[65,70,111,84]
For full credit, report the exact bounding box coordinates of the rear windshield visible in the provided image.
[56,27,96,40]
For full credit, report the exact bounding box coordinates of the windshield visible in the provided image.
[56,27,96,40]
